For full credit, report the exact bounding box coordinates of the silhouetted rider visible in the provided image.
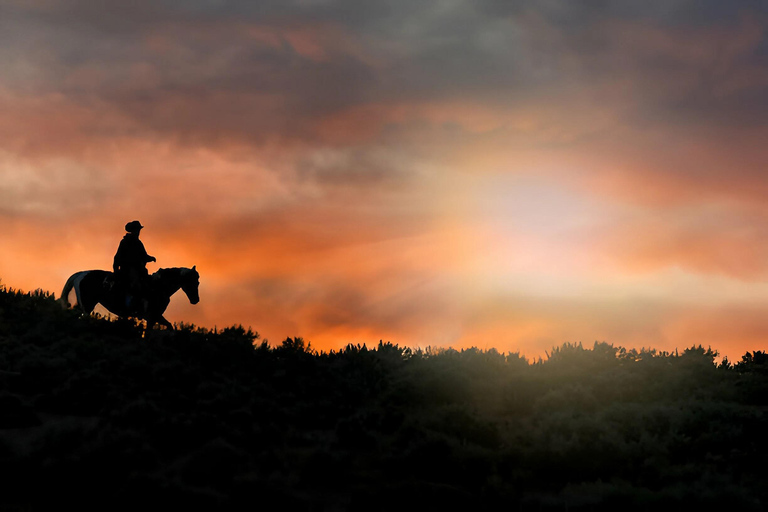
[113,220,156,311]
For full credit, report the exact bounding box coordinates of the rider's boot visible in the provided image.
[125,294,134,311]
[126,294,144,315]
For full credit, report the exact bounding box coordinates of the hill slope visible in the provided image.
[1,286,768,511]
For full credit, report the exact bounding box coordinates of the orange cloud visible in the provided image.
[3,2,768,364]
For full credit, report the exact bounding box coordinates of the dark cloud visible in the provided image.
[294,146,414,190]
[4,0,767,151]
[477,0,767,29]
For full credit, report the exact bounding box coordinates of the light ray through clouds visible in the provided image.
[2,0,768,360]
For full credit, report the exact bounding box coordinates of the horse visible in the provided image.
[60,266,200,331]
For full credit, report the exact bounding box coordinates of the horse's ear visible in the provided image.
[192,265,196,271]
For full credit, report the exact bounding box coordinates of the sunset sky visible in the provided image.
[3,1,768,360]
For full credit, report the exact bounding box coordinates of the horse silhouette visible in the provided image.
[60,266,200,331]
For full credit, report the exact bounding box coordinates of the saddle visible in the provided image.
[102,273,149,315]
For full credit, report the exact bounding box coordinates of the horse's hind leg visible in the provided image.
[81,298,99,315]
[77,272,103,315]
[78,289,99,315]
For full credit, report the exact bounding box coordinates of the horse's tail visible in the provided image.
[60,271,86,309]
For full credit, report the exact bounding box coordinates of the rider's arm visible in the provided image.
[136,239,155,263]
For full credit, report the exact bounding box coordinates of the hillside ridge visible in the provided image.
[1,285,768,511]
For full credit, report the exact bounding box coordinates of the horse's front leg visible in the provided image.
[156,315,174,330]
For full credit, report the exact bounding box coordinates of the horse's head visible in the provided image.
[180,266,200,305]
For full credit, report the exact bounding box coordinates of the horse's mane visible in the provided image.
[153,266,196,276]
[150,267,199,281]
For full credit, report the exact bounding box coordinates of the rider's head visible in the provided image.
[125,220,144,234]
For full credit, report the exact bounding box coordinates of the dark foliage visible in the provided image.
[1,285,767,511]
